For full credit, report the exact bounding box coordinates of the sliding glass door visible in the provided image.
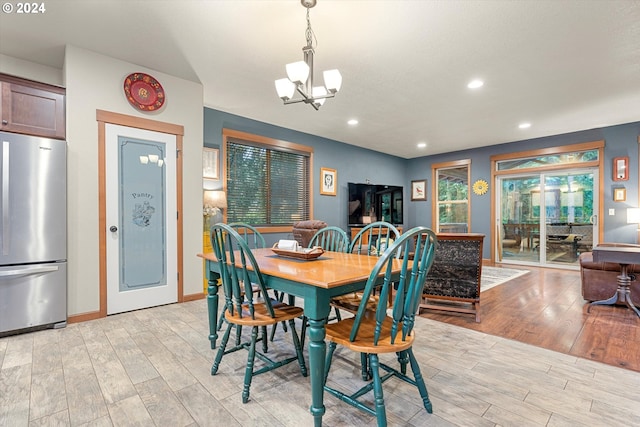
[497,169,598,268]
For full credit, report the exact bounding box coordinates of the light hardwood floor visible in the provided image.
[2,272,640,426]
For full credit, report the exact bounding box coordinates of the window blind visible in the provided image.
[226,140,310,226]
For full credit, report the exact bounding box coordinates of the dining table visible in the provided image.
[198,247,403,426]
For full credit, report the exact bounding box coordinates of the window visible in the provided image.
[496,149,599,171]
[432,160,470,233]
[223,129,312,227]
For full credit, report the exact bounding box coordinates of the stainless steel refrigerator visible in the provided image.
[0,131,67,336]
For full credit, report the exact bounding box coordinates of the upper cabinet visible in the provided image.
[0,74,65,139]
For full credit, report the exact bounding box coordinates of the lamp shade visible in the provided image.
[204,190,227,209]
[627,208,640,224]
[286,61,310,85]
[323,69,342,93]
[312,86,327,107]
[275,78,296,100]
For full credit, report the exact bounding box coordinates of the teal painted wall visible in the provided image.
[204,107,406,246]
[204,107,640,255]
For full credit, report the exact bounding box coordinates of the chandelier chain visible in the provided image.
[305,8,317,51]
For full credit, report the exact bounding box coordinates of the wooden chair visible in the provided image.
[209,224,307,403]
[323,226,437,425]
[228,222,266,249]
[217,223,266,334]
[299,226,351,342]
[350,221,401,257]
[308,226,350,253]
[331,222,401,318]
[227,223,288,344]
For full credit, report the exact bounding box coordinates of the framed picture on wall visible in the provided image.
[614,187,626,202]
[320,167,337,196]
[411,180,427,201]
[203,147,219,179]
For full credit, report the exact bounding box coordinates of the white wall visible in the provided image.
[0,54,63,87]
[63,46,204,316]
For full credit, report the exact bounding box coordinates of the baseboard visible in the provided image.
[184,292,206,302]
[68,310,102,324]
[68,293,206,324]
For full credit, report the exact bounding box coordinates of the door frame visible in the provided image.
[495,169,599,268]
[490,140,605,264]
[97,110,184,317]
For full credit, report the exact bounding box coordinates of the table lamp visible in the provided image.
[627,207,640,244]
[204,190,227,230]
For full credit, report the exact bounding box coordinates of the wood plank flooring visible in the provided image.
[419,264,640,372]
[2,269,640,426]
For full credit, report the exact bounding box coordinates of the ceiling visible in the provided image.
[1,1,639,159]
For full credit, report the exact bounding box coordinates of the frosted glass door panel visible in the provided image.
[105,124,177,315]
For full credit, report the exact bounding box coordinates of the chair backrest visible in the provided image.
[350,221,401,257]
[309,226,350,252]
[349,226,437,344]
[228,222,266,249]
[210,223,275,320]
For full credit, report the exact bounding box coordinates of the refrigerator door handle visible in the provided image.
[0,265,60,278]
[2,140,9,255]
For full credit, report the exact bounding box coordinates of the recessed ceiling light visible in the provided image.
[417,142,427,148]
[467,79,484,89]
[519,122,531,129]
[347,119,358,125]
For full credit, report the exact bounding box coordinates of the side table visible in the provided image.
[588,246,640,318]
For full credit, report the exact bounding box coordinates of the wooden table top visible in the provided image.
[592,245,640,265]
[199,248,396,289]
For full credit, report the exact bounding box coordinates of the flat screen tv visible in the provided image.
[348,183,403,226]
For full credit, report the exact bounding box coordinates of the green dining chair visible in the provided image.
[227,223,291,348]
[228,222,266,249]
[323,226,437,426]
[308,226,351,253]
[332,222,401,321]
[350,221,401,258]
[297,226,351,342]
[210,223,307,404]
[216,223,266,332]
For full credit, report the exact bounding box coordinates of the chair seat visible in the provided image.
[325,316,414,354]
[225,301,304,326]
[331,292,378,313]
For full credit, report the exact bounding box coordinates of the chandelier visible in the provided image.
[275,0,342,110]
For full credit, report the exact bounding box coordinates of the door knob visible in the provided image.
[109,226,118,232]
[1,120,7,125]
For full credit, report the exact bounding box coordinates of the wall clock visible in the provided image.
[124,72,165,111]
[473,179,489,195]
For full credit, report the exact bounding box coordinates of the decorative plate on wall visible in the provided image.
[473,179,489,195]
[124,72,165,111]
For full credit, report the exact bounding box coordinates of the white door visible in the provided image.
[105,124,177,314]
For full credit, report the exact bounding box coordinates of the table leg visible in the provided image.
[307,317,326,426]
[588,264,640,317]
[207,271,220,349]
